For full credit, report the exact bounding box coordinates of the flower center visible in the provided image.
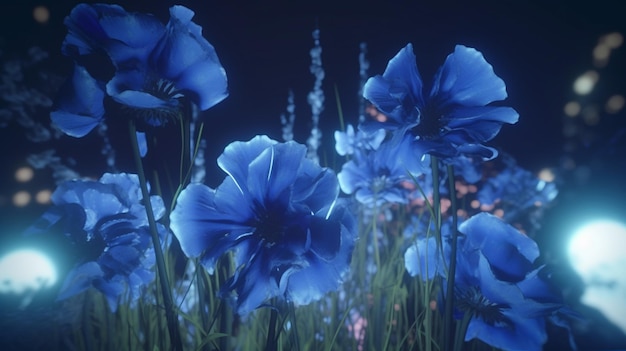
[118,75,186,128]
[371,168,391,194]
[412,105,442,139]
[254,210,287,246]
[456,286,511,327]
[150,77,183,102]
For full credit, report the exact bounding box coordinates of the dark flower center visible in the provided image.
[149,77,183,102]
[254,210,287,246]
[412,105,442,139]
[117,74,185,128]
[456,286,511,327]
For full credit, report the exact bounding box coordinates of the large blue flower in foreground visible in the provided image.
[453,213,562,350]
[363,44,519,160]
[52,4,228,136]
[25,173,167,311]
[170,135,357,315]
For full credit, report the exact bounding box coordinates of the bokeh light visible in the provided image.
[606,94,625,114]
[593,32,623,67]
[564,101,581,117]
[568,220,626,334]
[15,166,34,182]
[538,168,556,182]
[573,70,599,95]
[35,189,52,205]
[0,248,57,294]
[33,5,50,24]
[603,32,624,48]
[12,191,31,207]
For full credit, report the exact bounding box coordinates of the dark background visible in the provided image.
[1,1,625,349]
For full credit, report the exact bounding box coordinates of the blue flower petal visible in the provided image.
[430,45,508,108]
[308,216,341,261]
[404,236,442,280]
[217,135,276,196]
[99,245,140,275]
[381,43,424,106]
[363,44,424,128]
[291,162,339,212]
[465,311,546,351]
[362,75,419,131]
[150,5,228,110]
[170,183,254,272]
[445,106,519,141]
[212,176,255,224]
[51,65,105,137]
[460,213,539,282]
[286,206,355,305]
[92,274,126,312]
[62,3,164,66]
[246,141,307,204]
[57,261,103,301]
[455,143,498,161]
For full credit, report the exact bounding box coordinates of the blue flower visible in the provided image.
[26,173,168,311]
[477,163,558,216]
[107,5,228,122]
[404,214,459,280]
[363,44,518,161]
[453,213,557,350]
[169,135,357,315]
[338,135,426,207]
[334,124,385,156]
[52,4,228,136]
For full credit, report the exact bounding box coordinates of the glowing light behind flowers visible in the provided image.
[0,248,58,294]
[568,220,626,334]
[593,32,623,67]
[605,94,625,114]
[12,191,31,207]
[15,166,34,182]
[32,6,50,24]
[573,70,599,95]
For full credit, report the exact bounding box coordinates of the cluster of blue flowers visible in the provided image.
[335,44,574,350]
[25,173,168,311]
[25,3,576,350]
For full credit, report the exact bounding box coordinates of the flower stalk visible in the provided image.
[444,163,460,351]
[128,119,183,351]
[265,307,279,351]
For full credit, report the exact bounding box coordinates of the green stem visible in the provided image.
[128,120,183,351]
[265,307,279,351]
[289,302,301,351]
[179,103,192,186]
[444,164,460,351]
[453,311,472,351]
[430,156,442,249]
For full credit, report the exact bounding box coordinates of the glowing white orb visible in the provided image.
[573,70,599,95]
[569,220,626,333]
[0,249,57,295]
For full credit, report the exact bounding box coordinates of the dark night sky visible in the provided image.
[1,1,626,349]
